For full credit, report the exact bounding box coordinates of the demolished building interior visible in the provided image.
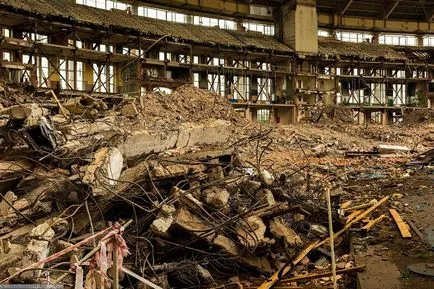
[0,0,433,289]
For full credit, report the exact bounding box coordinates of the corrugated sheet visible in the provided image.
[0,0,292,53]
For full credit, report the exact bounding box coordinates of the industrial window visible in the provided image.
[92,63,115,93]
[159,52,171,61]
[423,36,434,47]
[94,44,114,53]
[24,33,48,43]
[233,76,250,100]
[76,0,130,10]
[193,56,199,64]
[336,31,372,43]
[379,34,417,46]
[243,22,275,36]
[208,74,225,96]
[258,78,272,101]
[68,39,83,49]
[2,28,11,38]
[1,29,12,61]
[193,73,199,88]
[23,55,49,87]
[318,30,329,37]
[59,59,84,90]
[212,58,224,66]
[257,109,270,123]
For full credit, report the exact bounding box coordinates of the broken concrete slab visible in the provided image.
[83,147,123,196]
[151,204,176,236]
[203,187,229,209]
[255,189,276,206]
[0,191,17,217]
[0,103,49,127]
[269,218,302,247]
[236,215,268,249]
[29,223,55,241]
[20,239,50,278]
[118,120,232,159]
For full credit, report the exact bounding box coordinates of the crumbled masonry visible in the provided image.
[0,84,432,289]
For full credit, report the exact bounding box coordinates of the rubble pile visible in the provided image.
[0,84,432,289]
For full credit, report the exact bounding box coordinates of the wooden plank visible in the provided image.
[362,214,386,231]
[340,200,352,209]
[257,241,319,289]
[345,210,362,224]
[405,217,429,246]
[317,196,390,249]
[389,209,412,238]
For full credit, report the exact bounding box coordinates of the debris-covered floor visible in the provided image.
[0,83,432,289]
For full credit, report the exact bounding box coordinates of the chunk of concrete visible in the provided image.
[260,169,274,186]
[0,103,48,127]
[151,204,176,236]
[255,189,275,206]
[21,239,49,278]
[204,187,229,209]
[236,215,268,248]
[83,147,123,196]
[0,191,18,217]
[29,223,55,241]
[269,218,302,247]
[196,264,213,284]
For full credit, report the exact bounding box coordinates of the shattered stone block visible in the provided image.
[236,215,268,248]
[83,147,123,196]
[269,218,302,247]
[0,103,49,127]
[21,239,50,278]
[255,189,275,206]
[203,187,229,209]
[151,204,176,236]
[29,223,55,241]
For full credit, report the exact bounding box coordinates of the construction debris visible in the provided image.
[0,84,432,289]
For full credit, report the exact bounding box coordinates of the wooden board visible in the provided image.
[389,209,412,238]
[362,214,386,231]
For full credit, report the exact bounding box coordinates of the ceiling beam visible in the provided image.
[383,0,401,19]
[341,0,354,15]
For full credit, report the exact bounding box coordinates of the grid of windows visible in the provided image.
[336,31,373,43]
[59,59,84,90]
[423,36,434,47]
[92,63,115,93]
[318,30,329,37]
[379,34,417,46]
[76,0,130,10]
[243,22,275,36]
[23,55,49,87]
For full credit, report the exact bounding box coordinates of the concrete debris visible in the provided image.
[83,147,124,196]
[236,215,269,248]
[269,218,303,246]
[0,84,431,288]
[203,187,229,209]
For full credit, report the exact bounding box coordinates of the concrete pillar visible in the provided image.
[358,111,365,125]
[282,0,318,53]
[381,110,388,125]
[245,107,253,122]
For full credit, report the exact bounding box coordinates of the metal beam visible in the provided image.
[384,0,401,20]
[341,0,354,15]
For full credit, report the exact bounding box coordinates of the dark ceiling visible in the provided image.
[260,0,434,22]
